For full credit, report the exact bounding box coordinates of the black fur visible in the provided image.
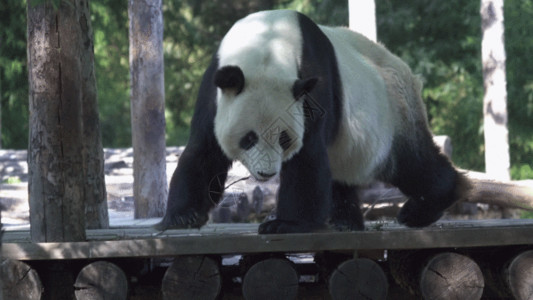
[292,77,319,99]
[214,65,245,94]
[257,12,344,233]
[330,181,364,231]
[156,55,232,230]
[158,11,466,233]
[387,131,467,227]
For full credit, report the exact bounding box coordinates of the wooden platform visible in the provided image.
[2,219,533,261]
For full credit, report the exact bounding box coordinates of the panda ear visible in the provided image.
[214,65,245,95]
[292,77,318,99]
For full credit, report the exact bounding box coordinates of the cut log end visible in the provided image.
[242,258,299,300]
[1,259,43,300]
[505,250,533,300]
[328,258,388,300]
[74,261,128,300]
[420,252,484,300]
[161,256,221,300]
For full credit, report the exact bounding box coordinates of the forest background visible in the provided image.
[1,0,532,179]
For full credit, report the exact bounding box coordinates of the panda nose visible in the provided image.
[257,171,276,179]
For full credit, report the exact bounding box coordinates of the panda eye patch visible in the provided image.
[279,130,292,151]
[239,131,259,150]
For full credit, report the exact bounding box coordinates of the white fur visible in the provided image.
[321,26,427,184]
[319,26,395,185]
[215,11,305,181]
[214,11,427,184]
[321,26,428,185]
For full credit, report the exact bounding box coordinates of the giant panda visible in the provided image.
[157,10,470,234]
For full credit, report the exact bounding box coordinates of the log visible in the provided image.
[74,261,128,300]
[464,176,533,211]
[389,251,484,299]
[420,252,484,299]
[328,258,388,300]
[242,258,299,300]
[504,250,533,300]
[359,174,533,216]
[161,256,221,300]
[0,259,42,300]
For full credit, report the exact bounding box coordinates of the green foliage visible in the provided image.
[521,210,533,219]
[90,0,131,147]
[505,0,533,180]
[376,0,485,171]
[0,1,28,149]
[3,176,22,184]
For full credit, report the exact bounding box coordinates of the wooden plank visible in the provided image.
[2,220,533,261]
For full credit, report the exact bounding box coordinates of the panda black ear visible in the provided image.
[292,77,318,99]
[214,65,245,95]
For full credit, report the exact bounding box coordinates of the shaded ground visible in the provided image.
[0,147,278,228]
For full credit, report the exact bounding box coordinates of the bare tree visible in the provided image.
[27,0,108,242]
[129,0,168,218]
[480,0,510,181]
[348,0,377,42]
[80,0,109,230]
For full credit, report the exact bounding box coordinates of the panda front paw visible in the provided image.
[397,199,444,227]
[258,219,326,234]
[154,208,209,230]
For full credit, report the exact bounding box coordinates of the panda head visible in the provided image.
[213,65,318,181]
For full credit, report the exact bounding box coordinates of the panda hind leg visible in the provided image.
[330,181,364,231]
[391,139,471,227]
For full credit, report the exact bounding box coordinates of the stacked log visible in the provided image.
[0,259,42,300]
[242,257,299,300]
[389,250,484,299]
[328,258,388,300]
[504,250,533,300]
[481,248,533,299]
[161,256,221,300]
[74,261,128,300]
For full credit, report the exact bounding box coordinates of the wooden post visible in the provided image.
[74,261,128,300]
[390,251,484,299]
[128,0,168,219]
[161,256,221,300]
[77,0,109,230]
[27,0,89,242]
[328,258,388,300]
[0,259,43,300]
[242,258,299,300]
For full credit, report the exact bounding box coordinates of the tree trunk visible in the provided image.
[129,0,168,219]
[348,0,377,42]
[79,0,109,230]
[27,0,108,241]
[481,0,510,181]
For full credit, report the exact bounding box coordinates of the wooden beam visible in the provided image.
[2,220,533,261]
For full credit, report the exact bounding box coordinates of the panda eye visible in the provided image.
[239,131,258,150]
[279,130,292,151]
